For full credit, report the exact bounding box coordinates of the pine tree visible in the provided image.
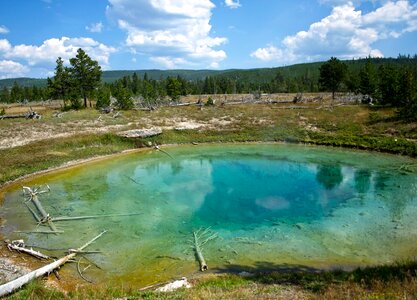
[69,48,102,108]
[319,57,348,100]
[378,64,398,105]
[359,58,378,100]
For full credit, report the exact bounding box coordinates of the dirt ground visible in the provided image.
[0,93,335,150]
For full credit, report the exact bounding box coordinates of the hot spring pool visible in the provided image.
[1,144,417,286]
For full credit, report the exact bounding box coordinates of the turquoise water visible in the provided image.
[1,144,417,285]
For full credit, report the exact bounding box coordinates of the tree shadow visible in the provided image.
[211,260,417,293]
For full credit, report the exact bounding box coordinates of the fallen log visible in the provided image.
[0,230,106,297]
[14,230,64,234]
[6,240,49,260]
[51,212,142,222]
[192,228,218,272]
[23,186,58,233]
[193,232,207,271]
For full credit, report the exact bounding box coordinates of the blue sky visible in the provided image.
[0,0,416,78]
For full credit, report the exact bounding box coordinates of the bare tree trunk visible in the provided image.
[0,231,106,297]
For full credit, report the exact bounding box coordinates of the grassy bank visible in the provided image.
[7,261,417,299]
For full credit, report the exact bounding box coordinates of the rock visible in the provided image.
[118,128,162,138]
[156,277,191,292]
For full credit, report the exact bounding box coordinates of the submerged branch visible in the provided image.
[51,213,142,222]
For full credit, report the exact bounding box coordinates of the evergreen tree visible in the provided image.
[113,82,133,110]
[359,58,378,99]
[319,57,348,100]
[0,87,10,103]
[10,81,22,103]
[69,48,102,108]
[132,72,139,95]
[397,68,417,119]
[166,77,182,102]
[96,85,111,109]
[378,64,398,105]
[48,57,74,108]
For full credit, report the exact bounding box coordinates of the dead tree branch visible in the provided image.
[0,231,106,297]
[192,228,218,271]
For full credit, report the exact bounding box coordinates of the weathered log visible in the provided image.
[192,228,217,272]
[193,232,207,271]
[51,212,142,222]
[6,240,49,260]
[23,187,58,233]
[0,231,106,297]
[14,230,64,234]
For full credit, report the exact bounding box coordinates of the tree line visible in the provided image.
[0,49,416,119]
[319,56,417,119]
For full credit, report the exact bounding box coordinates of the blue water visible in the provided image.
[1,144,417,285]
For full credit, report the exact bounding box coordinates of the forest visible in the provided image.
[0,54,416,113]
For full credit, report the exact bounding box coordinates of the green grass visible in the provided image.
[6,261,417,299]
[0,134,136,184]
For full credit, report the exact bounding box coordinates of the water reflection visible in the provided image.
[316,165,343,190]
[1,144,417,285]
[354,169,372,195]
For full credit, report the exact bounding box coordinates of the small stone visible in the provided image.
[295,223,303,230]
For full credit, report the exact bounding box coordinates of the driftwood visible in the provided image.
[23,186,58,233]
[0,109,41,120]
[192,228,218,271]
[0,231,106,297]
[6,240,49,260]
[154,145,174,159]
[51,212,142,222]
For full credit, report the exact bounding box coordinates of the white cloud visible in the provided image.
[0,39,11,52]
[225,0,241,9]
[0,60,29,78]
[2,37,116,68]
[106,0,227,69]
[150,56,187,69]
[251,1,417,64]
[0,25,9,34]
[86,22,104,33]
[363,0,417,36]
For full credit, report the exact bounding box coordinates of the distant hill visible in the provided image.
[1,57,415,89]
[0,77,48,88]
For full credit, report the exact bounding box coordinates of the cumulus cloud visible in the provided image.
[225,0,241,9]
[0,25,9,34]
[0,60,29,78]
[2,37,116,67]
[363,0,417,36]
[0,37,116,77]
[86,22,104,33]
[0,39,11,53]
[106,0,227,69]
[252,1,417,64]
